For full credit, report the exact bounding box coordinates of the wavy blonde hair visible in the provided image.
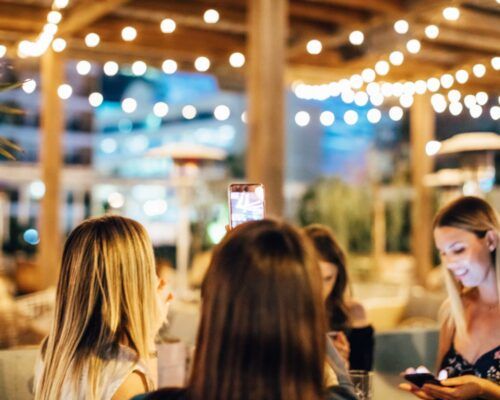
[434,196,500,337]
[35,215,160,400]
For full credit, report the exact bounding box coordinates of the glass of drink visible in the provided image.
[349,370,373,400]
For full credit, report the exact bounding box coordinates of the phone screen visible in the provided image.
[228,183,265,229]
[404,373,442,388]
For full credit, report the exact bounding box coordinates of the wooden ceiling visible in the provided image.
[0,0,499,90]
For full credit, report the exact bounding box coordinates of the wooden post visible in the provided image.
[410,94,435,285]
[39,49,64,287]
[247,0,287,217]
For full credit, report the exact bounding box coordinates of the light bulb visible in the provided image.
[425,25,439,39]
[472,64,486,78]
[229,52,245,68]
[160,18,176,33]
[344,110,358,125]
[214,105,231,121]
[319,111,335,126]
[52,38,66,52]
[76,60,91,75]
[121,26,137,41]
[57,84,72,99]
[88,92,103,107]
[389,51,404,66]
[455,69,469,84]
[440,74,454,89]
[394,20,409,34]
[375,60,390,76]
[47,11,62,24]
[295,111,310,127]
[443,7,460,21]
[361,68,376,83]
[103,61,119,76]
[182,105,197,119]
[131,60,147,76]
[367,108,381,124]
[389,106,403,121]
[85,33,100,47]
[153,102,169,118]
[406,39,421,54]
[349,31,364,45]
[121,98,137,113]
[204,9,220,24]
[162,59,177,74]
[195,56,210,72]
[307,39,322,55]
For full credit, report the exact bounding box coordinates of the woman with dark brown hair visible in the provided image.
[136,219,357,400]
[304,224,374,371]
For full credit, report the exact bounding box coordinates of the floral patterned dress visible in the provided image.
[440,343,500,385]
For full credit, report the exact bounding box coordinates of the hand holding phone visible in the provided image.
[404,372,442,388]
[228,183,265,229]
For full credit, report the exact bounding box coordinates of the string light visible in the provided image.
[54,0,69,9]
[361,68,376,83]
[472,64,486,78]
[182,105,197,119]
[443,7,460,21]
[229,52,245,68]
[295,111,310,127]
[427,77,440,92]
[449,102,463,116]
[425,25,439,39]
[349,74,363,89]
[0,45,6,58]
[162,59,177,74]
[431,93,447,113]
[57,84,72,100]
[43,23,58,35]
[492,57,500,71]
[406,39,421,54]
[22,80,36,94]
[344,110,358,125]
[76,60,91,75]
[349,31,364,45]
[319,111,335,126]
[354,91,369,106]
[370,93,384,106]
[389,51,404,66]
[153,102,169,118]
[415,80,427,95]
[204,9,220,24]
[447,89,461,103]
[307,39,322,55]
[455,69,469,84]
[367,108,381,124]
[475,91,488,106]
[389,106,403,121]
[399,94,414,108]
[88,92,103,107]
[440,74,454,89]
[375,60,390,76]
[47,11,62,24]
[85,33,100,47]
[121,98,137,113]
[341,90,355,104]
[214,105,231,121]
[241,111,247,124]
[464,94,476,108]
[470,105,482,118]
[132,60,147,76]
[490,106,500,120]
[194,56,210,72]
[160,18,176,33]
[121,26,137,41]
[394,20,409,34]
[51,38,66,52]
[426,141,441,156]
[103,61,119,76]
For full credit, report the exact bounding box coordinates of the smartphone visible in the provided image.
[404,373,442,388]
[228,183,265,229]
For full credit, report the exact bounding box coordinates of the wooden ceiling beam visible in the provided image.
[289,2,368,25]
[303,0,403,14]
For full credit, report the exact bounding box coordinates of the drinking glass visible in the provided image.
[349,370,373,400]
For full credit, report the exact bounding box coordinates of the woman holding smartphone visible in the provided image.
[400,196,500,400]
[304,224,374,371]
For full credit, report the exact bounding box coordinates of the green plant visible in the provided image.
[0,81,24,160]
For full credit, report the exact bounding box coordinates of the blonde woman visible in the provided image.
[401,196,500,400]
[34,215,170,400]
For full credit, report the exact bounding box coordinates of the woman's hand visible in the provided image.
[155,278,173,332]
[422,375,499,400]
[331,332,350,369]
[399,383,436,400]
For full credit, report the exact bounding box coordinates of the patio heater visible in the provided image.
[431,132,500,196]
[148,143,226,299]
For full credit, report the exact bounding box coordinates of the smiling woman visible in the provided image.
[401,196,500,400]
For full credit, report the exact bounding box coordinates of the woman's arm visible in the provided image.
[422,376,500,400]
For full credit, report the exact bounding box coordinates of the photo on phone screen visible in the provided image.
[228,183,265,229]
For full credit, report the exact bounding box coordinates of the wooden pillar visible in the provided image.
[410,94,435,285]
[39,49,64,287]
[247,0,287,217]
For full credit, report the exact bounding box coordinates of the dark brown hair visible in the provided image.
[303,224,350,330]
[189,219,327,400]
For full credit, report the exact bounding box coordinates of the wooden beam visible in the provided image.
[410,94,435,285]
[58,0,132,36]
[304,0,403,14]
[289,2,368,25]
[247,0,286,217]
[39,49,64,288]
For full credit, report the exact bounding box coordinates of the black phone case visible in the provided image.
[404,373,442,388]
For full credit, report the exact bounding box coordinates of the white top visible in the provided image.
[34,346,154,400]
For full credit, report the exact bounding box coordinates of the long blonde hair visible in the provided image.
[433,196,500,337]
[35,215,160,400]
